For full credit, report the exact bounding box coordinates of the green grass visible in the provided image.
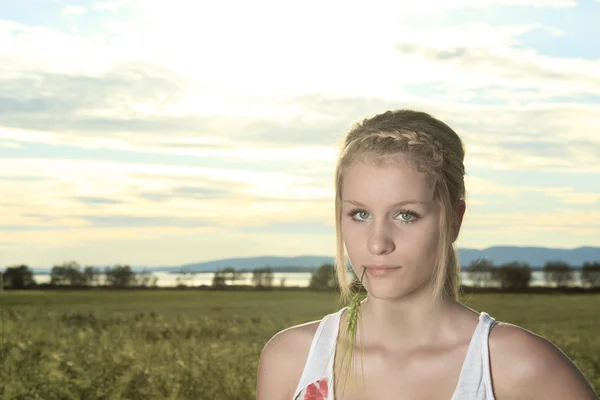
[1,289,598,399]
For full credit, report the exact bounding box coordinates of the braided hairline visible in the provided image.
[344,128,465,184]
[364,129,443,151]
[345,129,445,168]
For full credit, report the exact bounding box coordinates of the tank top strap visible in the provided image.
[479,312,497,399]
[292,307,346,400]
[451,311,497,400]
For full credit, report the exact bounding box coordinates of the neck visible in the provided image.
[356,285,461,351]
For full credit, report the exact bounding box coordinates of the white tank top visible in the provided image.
[292,306,497,400]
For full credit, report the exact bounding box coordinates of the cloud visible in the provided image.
[80,215,216,228]
[465,210,600,230]
[1,15,598,174]
[0,175,46,182]
[405,0,576,8]
[393,26,600,98]
[546,191,600,205]
[0,61,189,117]
[76,197,124,205]
[0,140,20,148]
[239,221,334,235]
[5,15,597,175]
[397,41,568,79]
[0,157,334,236]
[62,6,88,16]
[0,20,123,75]
[2,4,592,100]
[1,100,599,174]
[137,186,237,203]
[94,2,579,100]
[94,1,125,13]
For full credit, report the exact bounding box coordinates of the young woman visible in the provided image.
[256,110,598,400]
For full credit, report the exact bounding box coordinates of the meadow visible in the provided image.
[1,289,598,399]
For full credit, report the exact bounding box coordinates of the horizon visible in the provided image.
[1,1,599,266]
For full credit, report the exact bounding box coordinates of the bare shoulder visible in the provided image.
[256,319,321,400]
[489,321,598,400]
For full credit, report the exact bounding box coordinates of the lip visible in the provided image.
[364,265,402,277]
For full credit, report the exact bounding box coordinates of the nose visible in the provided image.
[367,221,396,255]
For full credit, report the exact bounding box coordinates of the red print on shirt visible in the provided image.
[304,377,329,400]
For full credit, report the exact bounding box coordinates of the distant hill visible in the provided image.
[12,246,600,274]
[176,256,334,273]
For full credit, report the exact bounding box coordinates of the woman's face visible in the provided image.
[341,154,442,300]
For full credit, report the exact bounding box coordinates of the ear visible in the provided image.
[452,200,466,243]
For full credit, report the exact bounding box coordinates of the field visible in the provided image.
[1,289,599,399]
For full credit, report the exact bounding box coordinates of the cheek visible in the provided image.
[406,223,438,246]
[401,222,440,264]
[341,220,355,245]
[341,221,363,253]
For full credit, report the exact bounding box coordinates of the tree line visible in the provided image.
[210,267,283,288]
[0,262,283,290]
[466,260,600,289]
[2,259,600,290]
[1,261,157,289]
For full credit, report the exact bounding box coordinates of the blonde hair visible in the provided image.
[333,109,467,394]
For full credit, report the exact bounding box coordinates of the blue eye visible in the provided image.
[347,208,370,221]
[397,212,416,223]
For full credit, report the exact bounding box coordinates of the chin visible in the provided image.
[364,288,406,301]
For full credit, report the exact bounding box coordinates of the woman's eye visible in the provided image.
[397,212,416,222]
[347,209,370,221]
[354,211,369,221]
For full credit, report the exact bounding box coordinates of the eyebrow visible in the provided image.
[343,200,428,208]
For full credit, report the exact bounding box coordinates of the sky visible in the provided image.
[1,0,599,268]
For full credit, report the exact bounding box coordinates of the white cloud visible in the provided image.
[0,158,334,230]
[0,125,338,165]
[62,6,88,16]
[2,1,593,100]
[464,210,600,230]
[389,0,576,9]
[1,98,600,173]
[93,1,128,13]
[0,140,21,148]
[0,21,117,75]
[105,3,586,99]
[546,191,600,205]
[466,176,562,195]
[0,153,338,266]
[464,177,600,210]
[2,8,599,101]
